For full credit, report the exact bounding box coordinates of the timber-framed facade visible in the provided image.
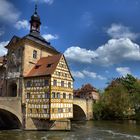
[0,5,74,130]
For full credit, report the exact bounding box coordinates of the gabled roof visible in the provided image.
[23,32,59,53]
[5,36,21,48]
[26,54,62,77]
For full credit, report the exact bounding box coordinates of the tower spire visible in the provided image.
[30,4,41,33]
[35,4,37,14]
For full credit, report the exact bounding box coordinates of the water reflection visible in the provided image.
[0,121,140,140]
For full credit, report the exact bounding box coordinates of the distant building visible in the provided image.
[74,84,99,102]
[0,5,74,130]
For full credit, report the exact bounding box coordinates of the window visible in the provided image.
[27,93,30,99]
[33,50,37,59]
[61,81,64,87]
[52,92,55,98]
[27,81,31,87]
[68,108,71,112]
[63,93,66,99]
[69,94,72,99]
[68,82,71,88]
[43,109,48,114]
[44,80,49,86]
[47,64,52,67]
[53,80,57,86]
[58,72,60,76]
[36,109,39,114]
[58,108,63,113]
[45,92,50,98]
[57,92,60,99]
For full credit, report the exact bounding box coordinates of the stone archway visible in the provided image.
[8,83,17,97]
[0,109,22,130]
[72,104,87,121]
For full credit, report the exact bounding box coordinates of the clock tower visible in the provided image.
[30,4,41,33]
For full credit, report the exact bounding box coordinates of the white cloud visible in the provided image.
[42,34,59,41]
[64,46,97,63]
[71,70,106,80]
[106,24,139,40]
[116,67,131,76]
[0,0,20,23]
[15,20,30,30]
[64,38,140,66]
[71,71,85,79]
[0,41,9,56]
[31,0,54,5]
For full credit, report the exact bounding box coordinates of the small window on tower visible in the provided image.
[33,50,37,59]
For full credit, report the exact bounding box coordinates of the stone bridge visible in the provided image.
[0,97,93,129]
[0,97,22,129]
[73,98,94,120]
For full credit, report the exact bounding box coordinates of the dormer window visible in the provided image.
[47,64,52,68]
[33,50,37,59]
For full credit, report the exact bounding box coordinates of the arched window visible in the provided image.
[33,50,37,59]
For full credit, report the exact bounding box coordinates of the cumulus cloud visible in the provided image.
[15,20,30,30]
[0,41,9,56]
[71,70,106,80]
[116,67,131,76]
[64,38,140,66]
[106,24,139,40]
[0,0,20,23]
[71,71,85,79]
[42,34,59,41]
[64,46,97,63]
[31,0,54,5]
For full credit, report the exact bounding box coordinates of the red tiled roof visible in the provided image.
[26,54,62,77]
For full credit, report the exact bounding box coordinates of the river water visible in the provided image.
[0,121,140,140]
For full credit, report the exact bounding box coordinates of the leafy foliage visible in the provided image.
[93,74,140,120]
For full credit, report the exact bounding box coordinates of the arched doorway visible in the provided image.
[72,104,87,121]
[0,109,21,130]
[8,83,17,97]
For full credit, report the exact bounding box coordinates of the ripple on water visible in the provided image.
[100,129,140,140]
[41,136,47,140]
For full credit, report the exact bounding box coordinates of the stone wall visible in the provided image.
[25,117,71,130]
[73,98,93,120]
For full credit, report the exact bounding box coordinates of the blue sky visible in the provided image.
[1,0,140,89]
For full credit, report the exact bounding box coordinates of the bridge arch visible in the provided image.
[73,104,87,120]
[0,104,22,129]
[73,98,94,121]
[0,108,22,129]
